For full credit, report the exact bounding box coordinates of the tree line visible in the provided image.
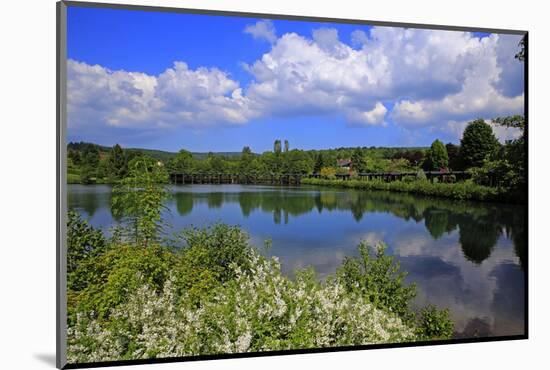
[68,115,525,197]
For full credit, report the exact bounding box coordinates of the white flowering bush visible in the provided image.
[68,249,416,363]
[67,221,453,364]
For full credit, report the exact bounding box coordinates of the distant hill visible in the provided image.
[67,142,246,162]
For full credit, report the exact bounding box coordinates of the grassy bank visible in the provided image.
[67,214,453,363]
[301,178,515,203]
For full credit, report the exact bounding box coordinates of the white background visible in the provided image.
[0,0,548,369]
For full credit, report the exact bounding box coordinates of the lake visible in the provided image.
[68,184,526,338]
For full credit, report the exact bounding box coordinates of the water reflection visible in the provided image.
[68,184,526,338]
[173,192,193,216]
[169,185,525,269]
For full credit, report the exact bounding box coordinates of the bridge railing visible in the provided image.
[169,171,471,185]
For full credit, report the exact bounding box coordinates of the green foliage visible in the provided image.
[365,158,391,173]
[469,159,514,187]
[67,142,437,184]
[282,150,313,174]
[416,305,454,340]
[445,143,463,170]
[337,242,416,320]
[416,169,427,181]
[239,146,254,175]
[67,211,106,276]
[493,115,526,197]
[69,243,176,322]
[463,115,525,202]
[424,139,449,170]
[166,149,194,173]
[67,223,453,363]
[460,119,500,168]
[392,149,425,166]
[111,156,169,246]
[313,152,327,173]
[351,148,368,173]
[80,165,97,184]
[274,139,282,155]
[320,167,337,179]
[175,224,253,305]
[301,178,506,203]
[68,149,82,165]
[107,144,128,181]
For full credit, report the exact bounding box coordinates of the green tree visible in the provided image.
[273,140,282,155]
[313,153,323,173]
[82,144,100,167]
[111,156,169,246]
[68,149,82,165]
[489,115,526,198]
[239,146,253,175]
[80,145,101,183]
[67,211,106,275]
[107,144,127,180]
[337,242,416,321]
[283,150,313,174]
[351,148,368,173]
[425,139,449,170]
[206,154,227,174]
[460,119,499,168]
[445,143,462,170]
[168,149,194,173]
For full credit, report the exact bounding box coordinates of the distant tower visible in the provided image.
[284,140,289,152]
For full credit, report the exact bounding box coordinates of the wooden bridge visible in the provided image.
[170,173,303,185]
[169,171,470,185]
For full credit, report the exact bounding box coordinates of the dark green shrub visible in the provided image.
[69,243,176,322]
[416,304,454,340]
[337,242,416,321]
[67,211,106,275]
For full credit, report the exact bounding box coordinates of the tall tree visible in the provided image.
[274,140,282,155]
[239,146,253,175]
[460,119,499,168]
[445,143,462,170]
[351,148,368,173]
[82,144,100,167]
[283,150,313,174]
[424,140,449,170]
[493,115,526,195]
[207,154,227,174]
[313,152,326,173]
[111,156,169,246]
[168,149,194,173]
[107,144,127,180]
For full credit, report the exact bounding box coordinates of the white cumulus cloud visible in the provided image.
[67,60,258,132]
[68,22,525,140]
[243,20,277,44]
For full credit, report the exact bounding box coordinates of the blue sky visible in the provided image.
[67,6,525,152]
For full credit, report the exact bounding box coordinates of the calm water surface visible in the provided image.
[68,184,526,338]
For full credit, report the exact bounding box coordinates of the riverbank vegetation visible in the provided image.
[67,116,525,203]
[301,178,507,203]
[66,164,455,363]
[67,217,454,363]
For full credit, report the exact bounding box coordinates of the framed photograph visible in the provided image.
[57,1,528,368]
